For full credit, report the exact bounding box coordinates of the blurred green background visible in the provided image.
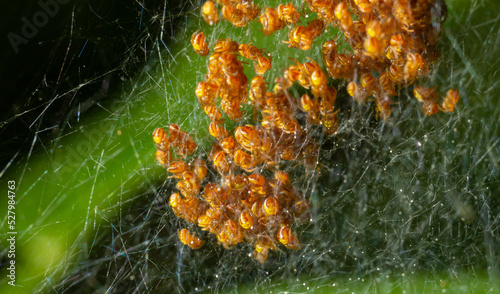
[0,0,498,293]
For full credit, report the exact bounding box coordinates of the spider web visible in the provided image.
[0,0,499,293]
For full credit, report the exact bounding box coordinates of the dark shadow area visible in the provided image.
[0,0,191,168]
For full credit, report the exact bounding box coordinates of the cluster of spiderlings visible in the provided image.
[201,0,459,120]
[220,0,260,28]
[153,123,309,262]
[195,37,249,121]
[259,3,301,35]
[323,0,459,119]
[239,43,272,75]
[154,0,461,263]
[153,124,198,167]
[277,57,340,135]
[201,38,319,261]
[198,171,308,263]
[157,34,324,262]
